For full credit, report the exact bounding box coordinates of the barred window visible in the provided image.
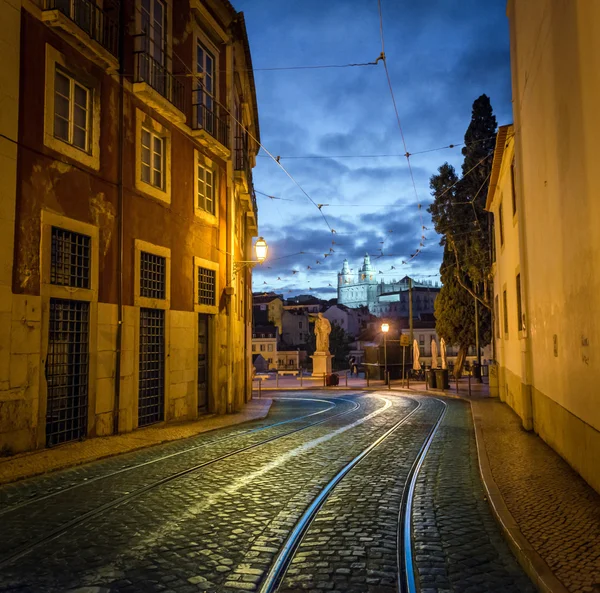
[197,266,216,306]
[50,227,91,288]
[140,251,166,299]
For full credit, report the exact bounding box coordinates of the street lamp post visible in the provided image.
[381,322,389,385]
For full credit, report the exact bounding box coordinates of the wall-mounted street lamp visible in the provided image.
[381,322,389,384]
[233,236,268,275]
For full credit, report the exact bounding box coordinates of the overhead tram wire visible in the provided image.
[377,0,425,263]
[255,135,498,161]
[129,5,336,236]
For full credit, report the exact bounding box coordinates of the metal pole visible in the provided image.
[384,332,387,385]
[402,345,406,387]
[276,370,279,388]
[387,371,391,389]
[345,371,348,387]
[258,379,261,399]
[407,369,410,389]
[475,293,482,383]
[300,369,303,387]
[468,372,472,397]
[367,371,370,388]
[409,278,414,360]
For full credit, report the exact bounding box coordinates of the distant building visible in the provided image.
[281,309,311,347]
[337,255,440,318]
[323,304,371,338]
[251,325,278,369]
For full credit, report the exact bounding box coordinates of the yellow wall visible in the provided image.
[508,0,600,491]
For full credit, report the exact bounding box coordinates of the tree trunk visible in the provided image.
[454,344,469,378]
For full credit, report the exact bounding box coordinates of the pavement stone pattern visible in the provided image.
[412,400,536,593]
[0,393,416,592]
[0,397,351,559]
[474,399,600,593]
[277,397,444,593]
[0,399,274,486]
[0,397,334,510]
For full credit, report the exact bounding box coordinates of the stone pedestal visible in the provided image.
[311,351,333,377]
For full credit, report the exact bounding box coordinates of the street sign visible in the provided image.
[400,334,410,347]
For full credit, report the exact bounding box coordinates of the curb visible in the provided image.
[470,402,569,593]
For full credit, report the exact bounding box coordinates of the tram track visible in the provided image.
[258,397,448,593]
[0,396,345,516]
[0,395,365,569]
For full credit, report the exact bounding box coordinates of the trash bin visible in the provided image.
[331,373,339,386]
[473,362,481,379]
[427,369,436,389]
[435,368,449,389]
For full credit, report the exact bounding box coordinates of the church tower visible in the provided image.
[359,253,378,310]
[337,259,353,304]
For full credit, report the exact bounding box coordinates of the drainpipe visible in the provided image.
[113,0,126,435]
[225,39,234,414]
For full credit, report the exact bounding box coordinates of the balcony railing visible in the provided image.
[45,0,118,57]
[234,131,251,179]
[134,51,185,113]
[193,99,230,149]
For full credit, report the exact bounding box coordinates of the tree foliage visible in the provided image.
[428,95,496,375]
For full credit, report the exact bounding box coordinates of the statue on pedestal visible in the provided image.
[314,313,331,353]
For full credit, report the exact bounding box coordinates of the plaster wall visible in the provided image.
[509,0,600,490]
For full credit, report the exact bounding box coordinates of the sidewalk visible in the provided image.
[0,398,273,486]
[471,398,600,593]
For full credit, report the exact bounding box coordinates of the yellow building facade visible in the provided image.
[489,1,600,493]
[0,0,260,454]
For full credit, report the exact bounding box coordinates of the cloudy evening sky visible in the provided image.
[236,0,512,298]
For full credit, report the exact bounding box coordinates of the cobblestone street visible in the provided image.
[0,392,535,593]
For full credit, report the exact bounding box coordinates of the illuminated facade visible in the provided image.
[337,254,440,318]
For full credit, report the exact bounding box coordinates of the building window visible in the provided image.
[140,251,166,299]
[141,127,165,189]
[44,45,100,170]
[503,289,509,336]
[196,40,216,129]
[419,334,424,345]
[516,273,523,331]
[260,344,265,352]
[197,162,215,214]
[299,321,303,329]
[252,344,256,352]
[140,0,166,65]
[197,266,216,306]
[511,159,517,217]
[136,109,171,204]
[494,294,500,339]
[50,227,91,289]
[54,68,90,152]
[268,344,273,352]
[498,203,505,247]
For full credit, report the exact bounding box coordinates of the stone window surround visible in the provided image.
[135,109,172,205]
[194,149,218,225]
[194,255,219,315]
[44,44,101,171]
[134,238,171,310]
[38,209,100,448]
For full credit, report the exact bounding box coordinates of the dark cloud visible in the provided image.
[238,0,510,297]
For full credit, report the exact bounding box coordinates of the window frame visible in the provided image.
[53,67,91,153]
[135,109,171,204]
[502,286,509,338]
[194,149,218,223]
[44,44,100,170]
[193,256,219,315]
[134,239,171,310]
[516,272,523,333]
[498,201,505,248]
[510,158,518,218]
